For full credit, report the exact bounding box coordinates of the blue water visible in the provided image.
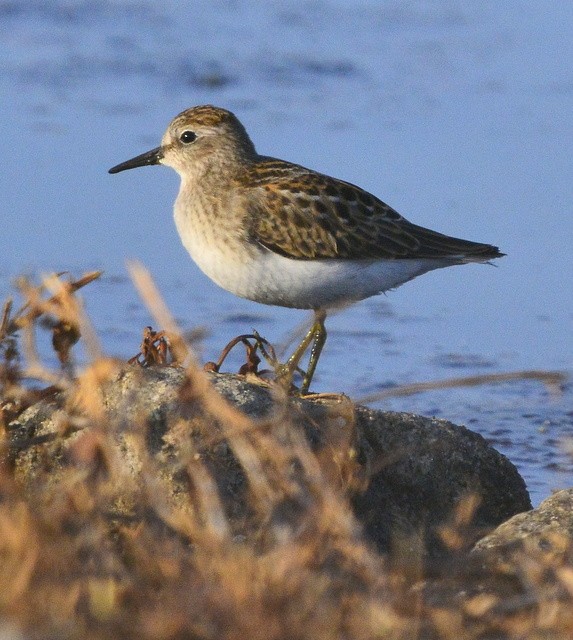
[1,1,571,504]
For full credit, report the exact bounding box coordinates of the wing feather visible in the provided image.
[242,159,502,261]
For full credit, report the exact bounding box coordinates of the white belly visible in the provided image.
[174,194,464,310]
[177,227,454,310]
[223,252,457,309]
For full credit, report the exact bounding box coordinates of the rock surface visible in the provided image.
[473,488,573,553]
[8,366,532,557]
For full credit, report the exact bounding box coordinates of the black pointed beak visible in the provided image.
[108,146,163,174]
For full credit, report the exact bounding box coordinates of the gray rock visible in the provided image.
[352,408,532,557]
[473,489,573,554]
[8,366,531,558]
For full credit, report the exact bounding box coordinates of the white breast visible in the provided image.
[173,187,464,310]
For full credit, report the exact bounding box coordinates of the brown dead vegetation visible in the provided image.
[0,269,571,639]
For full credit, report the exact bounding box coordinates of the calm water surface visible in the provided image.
[1,1,571,504]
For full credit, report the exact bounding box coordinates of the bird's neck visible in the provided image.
[182,149,256,193]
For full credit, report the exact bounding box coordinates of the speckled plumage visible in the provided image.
[241,159,499,261]
[109,105,504,391]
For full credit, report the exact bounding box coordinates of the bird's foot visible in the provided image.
[274,361,310,395]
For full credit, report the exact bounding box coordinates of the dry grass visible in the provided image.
[0,270,572,639]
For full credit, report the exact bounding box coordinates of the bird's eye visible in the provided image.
[180,130,197,144]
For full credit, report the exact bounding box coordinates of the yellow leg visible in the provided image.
[301,310,327,394]
[278,310,327,394]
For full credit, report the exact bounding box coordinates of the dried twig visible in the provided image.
[358,369,567,404]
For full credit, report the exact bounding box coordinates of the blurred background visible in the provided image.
[0,1,571,503]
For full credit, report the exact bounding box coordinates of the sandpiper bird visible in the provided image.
[109,105,503,393]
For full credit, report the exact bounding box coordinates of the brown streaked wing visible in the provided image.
[244,160,502,261]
